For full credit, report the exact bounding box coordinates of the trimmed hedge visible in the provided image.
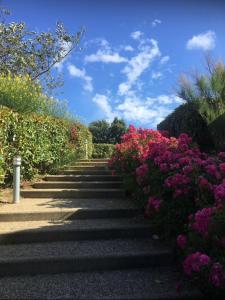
[69,123,93,159]
[92,143,114,158]
[157,102,215,151]
[0,106,92,183]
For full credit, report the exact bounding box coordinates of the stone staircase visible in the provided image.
[0,159,202,299]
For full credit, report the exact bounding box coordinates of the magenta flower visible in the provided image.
[177,234,187,249]
[209,263,225,288]
[183,252,211,276]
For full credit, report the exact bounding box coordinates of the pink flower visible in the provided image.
[219,163,225,173]
[209,263,225,288]
[214,181,225,204]
[198,177,213,191]
[191,207,214,236]
[136,163,149,177]
[183,252,211,276]
[145,197,161,217]
[177,234,187,249]
[205,164,221,180]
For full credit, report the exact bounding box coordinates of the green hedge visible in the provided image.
[69,123,93,159]
[92,143,114,158]
[157,102,215,151]
[0,106,92,184]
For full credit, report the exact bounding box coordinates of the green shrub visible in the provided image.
[0,106,92,184]
[92,143,114,158]
[70,123,93,159]
[0,74,45,114]
[157,102,215,151]
[158,59,225,151]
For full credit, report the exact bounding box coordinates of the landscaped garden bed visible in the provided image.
[109,125,225,299]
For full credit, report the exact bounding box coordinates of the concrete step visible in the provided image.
[0,217,156,244]
[0,267,202,299]
[21,188,125,199]
[78,159,109,162]
[60,170,112,175]
[0,198,142,222]
[33,181,123,189]
[44,175,121,182]
[62,166,109,170]
[74,161,108,166]
[0,238,173,276]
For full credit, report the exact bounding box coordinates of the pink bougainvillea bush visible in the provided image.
[109,125,225,298]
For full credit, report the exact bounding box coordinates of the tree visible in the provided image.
[89,120,110,144]
[0,7,84,91]
[109,117,127,144]
[89,118,127,144]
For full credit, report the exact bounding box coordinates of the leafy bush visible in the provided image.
[0,74,45,114]
[158,59,225,151]
[92,144,114,158]
[0,106,92,183]
[109,125,225,298]
[157,102,215,151]
[89,117,127,144]
[69,123,93,159]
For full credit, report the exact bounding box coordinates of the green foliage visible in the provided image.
[0,10,84,90]
[158,58,225,151]
[89,117,127,144]
[92,144,115,158]
[69,123,93,159]
[157,102,215,151]
[0,74,78,121]
[0,74,45,113]
[108,117,127,144]
[89,120,110,144]
[0,106,92,184]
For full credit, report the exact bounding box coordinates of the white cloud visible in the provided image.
[118,38,161,95]
[85,51,127,63]
[116,93,171,127]
[67,64,93,92]
[152,19,162,27]
[146,95,183,105]
[130,31,143,40]
[151,71,162,79]
[92,94,116,121]
[160,55,170,64]
[186,31,216,51]
[92,91,181,128]
[84,39,128,64]
[54,41,73,72]
[123,45,134,52]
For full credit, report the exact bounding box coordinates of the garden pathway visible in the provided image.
[0,159,202,299]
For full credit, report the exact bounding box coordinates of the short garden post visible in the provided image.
[85,139,88,160]
[13,156,21,204]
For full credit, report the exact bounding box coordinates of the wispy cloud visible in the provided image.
[118,37,161,95]
[186,30,216,50]
[130,31,143,40]
[159,55,170,64]
[116,93,174,127]
[151,71,162,79]
[92,94,115,121]
[123,45,134,52]
[84,38,128,64]
[152,19,162,27]
[92,91,181,128]
[67,64,93,92]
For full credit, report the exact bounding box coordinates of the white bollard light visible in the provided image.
[13,156,21,204]
[85,139,88,160]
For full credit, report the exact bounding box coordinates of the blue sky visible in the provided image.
[5,0,225,127]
